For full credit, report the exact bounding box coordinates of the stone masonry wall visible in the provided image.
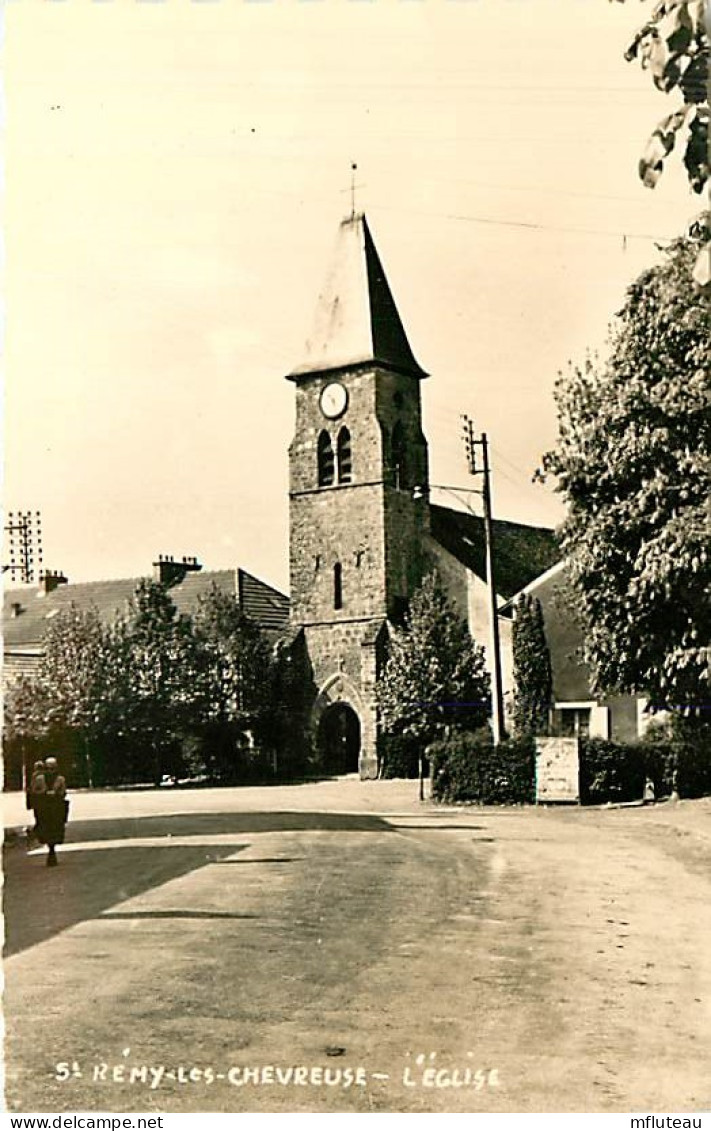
[288,362,428,778]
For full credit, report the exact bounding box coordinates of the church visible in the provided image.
[284,212,558,777]
[3,212,564,783]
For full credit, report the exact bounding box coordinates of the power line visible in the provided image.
[369,201,674,244]
[239,180,674,244]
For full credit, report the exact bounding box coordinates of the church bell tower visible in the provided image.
[287,213,429,778]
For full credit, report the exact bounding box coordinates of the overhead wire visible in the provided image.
[369,200,675,244]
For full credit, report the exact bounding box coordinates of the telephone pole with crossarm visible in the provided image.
[461,416,506,745]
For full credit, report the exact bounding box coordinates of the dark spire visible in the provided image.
[287,214,427,381]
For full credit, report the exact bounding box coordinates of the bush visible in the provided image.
[377,732,421,779]
[579,718,711,805]
[579,737,647,804]
[674,718,711,797]
[431,729,535,804]
[645,715,711,799]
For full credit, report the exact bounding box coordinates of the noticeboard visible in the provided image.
[535,737,580,804]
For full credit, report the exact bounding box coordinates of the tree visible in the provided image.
[114,580,197,783]
[267,634,318,777]
[3,604,107,785]
[618,0,709,195]
[377,572,490,749]
[190,584,274,781]
[512,595,553,737]
[617,0,709,286]
[543,230,710,711]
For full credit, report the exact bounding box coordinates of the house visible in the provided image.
[502,559,647,742]
[3,558,289,692]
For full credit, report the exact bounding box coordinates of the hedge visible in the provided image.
[377,732,421,779]
[431,729,535,805]
[429,718,710,806]
[578,738,646,804]
[577,718,711,804]
[644,716,711,799]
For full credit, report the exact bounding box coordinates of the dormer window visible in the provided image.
[337,427,352,484]
[318,430,335,487]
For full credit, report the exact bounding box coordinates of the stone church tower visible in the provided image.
[287,213,429,778]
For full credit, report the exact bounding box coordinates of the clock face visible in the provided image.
[319,382,348,419]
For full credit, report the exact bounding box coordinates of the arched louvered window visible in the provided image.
[334,562,343,610]
[337,427,352,484]
[391,421,407,490]
[317,430,335,487]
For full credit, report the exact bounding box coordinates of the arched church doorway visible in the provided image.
[317,703,361,775]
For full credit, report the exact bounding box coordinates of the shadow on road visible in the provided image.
[3,810,394,958]
[388,823,487,832]
[98,910,261,920]
[65,810,397,842]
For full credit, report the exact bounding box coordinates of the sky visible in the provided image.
[3,0,698,592]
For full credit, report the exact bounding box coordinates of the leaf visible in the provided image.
[665,4,693,55]
[684,113,710,192]
[639,155,665,188]
[692,241,711,287]
[654,54,683,92]
[680,52,710,104]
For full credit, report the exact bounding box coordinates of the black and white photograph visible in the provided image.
[2,0,709,1119]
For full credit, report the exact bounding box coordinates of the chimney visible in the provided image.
[10,601,23,618]
[152,554,202,588]
[38,570,68,596]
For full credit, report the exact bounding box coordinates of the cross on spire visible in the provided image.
[340,162,364,220]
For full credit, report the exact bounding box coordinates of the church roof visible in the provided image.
[287,213,427,381]
[429,504,561,601]
[3,568,289,649]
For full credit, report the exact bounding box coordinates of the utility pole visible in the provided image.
[461,416,506,745]
[3,511,43,583]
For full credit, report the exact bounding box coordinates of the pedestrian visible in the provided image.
[26,760,46,847]
[643,777,655,805]
[35,756,68,867]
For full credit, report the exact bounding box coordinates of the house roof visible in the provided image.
[287,213,427,382]
[498,559,569,613]
[3,568,289,649]
[429,504,560,600]
[237,568,290,634]
[503,559,593,702]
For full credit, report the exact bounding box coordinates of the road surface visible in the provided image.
[3,781,711,1113]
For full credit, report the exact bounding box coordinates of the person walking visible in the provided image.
[35,756,68,867]
[26,760,47,847]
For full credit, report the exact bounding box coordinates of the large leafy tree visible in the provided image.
[3,580,285,785]
[7,605,105,732]
[512,595,553,737]
[113,580,197,782]
[543,230,710,711]
[190,585,274,781]
[377,572,490,747]
[4,604,108,785]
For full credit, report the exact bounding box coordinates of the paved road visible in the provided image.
[3,783,711,1113]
